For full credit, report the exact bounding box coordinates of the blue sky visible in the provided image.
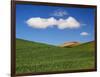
[16,4,95,45]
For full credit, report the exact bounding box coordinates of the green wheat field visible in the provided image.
[16,38,95,74]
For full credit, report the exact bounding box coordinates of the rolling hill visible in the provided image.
[16,38,95,74]
[59,41,80,47]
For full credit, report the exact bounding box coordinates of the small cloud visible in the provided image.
[26,16,80,29]
[81,24,87,26]
[52,9,68,17]
[80,32,89,36]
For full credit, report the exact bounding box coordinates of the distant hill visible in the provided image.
[59,41,95,48]
[16,38,95,74]
[59,41,80,47]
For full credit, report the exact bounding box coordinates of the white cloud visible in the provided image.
[57,17,80,29]
[52,9,68,17]
[26,16,80,29]
[26,17,57,29]
[80,32,89,36]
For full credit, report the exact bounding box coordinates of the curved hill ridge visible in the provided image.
[59,41,80,47]
[16,38,95,74]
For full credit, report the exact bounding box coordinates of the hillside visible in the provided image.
[16,38,95,74]
[59,41,80,47]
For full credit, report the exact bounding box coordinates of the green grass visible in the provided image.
[16,38,95,74]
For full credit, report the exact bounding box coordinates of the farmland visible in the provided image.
[16,38,95,74]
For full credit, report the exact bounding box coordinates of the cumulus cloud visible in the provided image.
[52,9,68,17]
[26,17,57,29]
[80,32,89,36]
[26,16,80,29]
[57,17,80,29]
